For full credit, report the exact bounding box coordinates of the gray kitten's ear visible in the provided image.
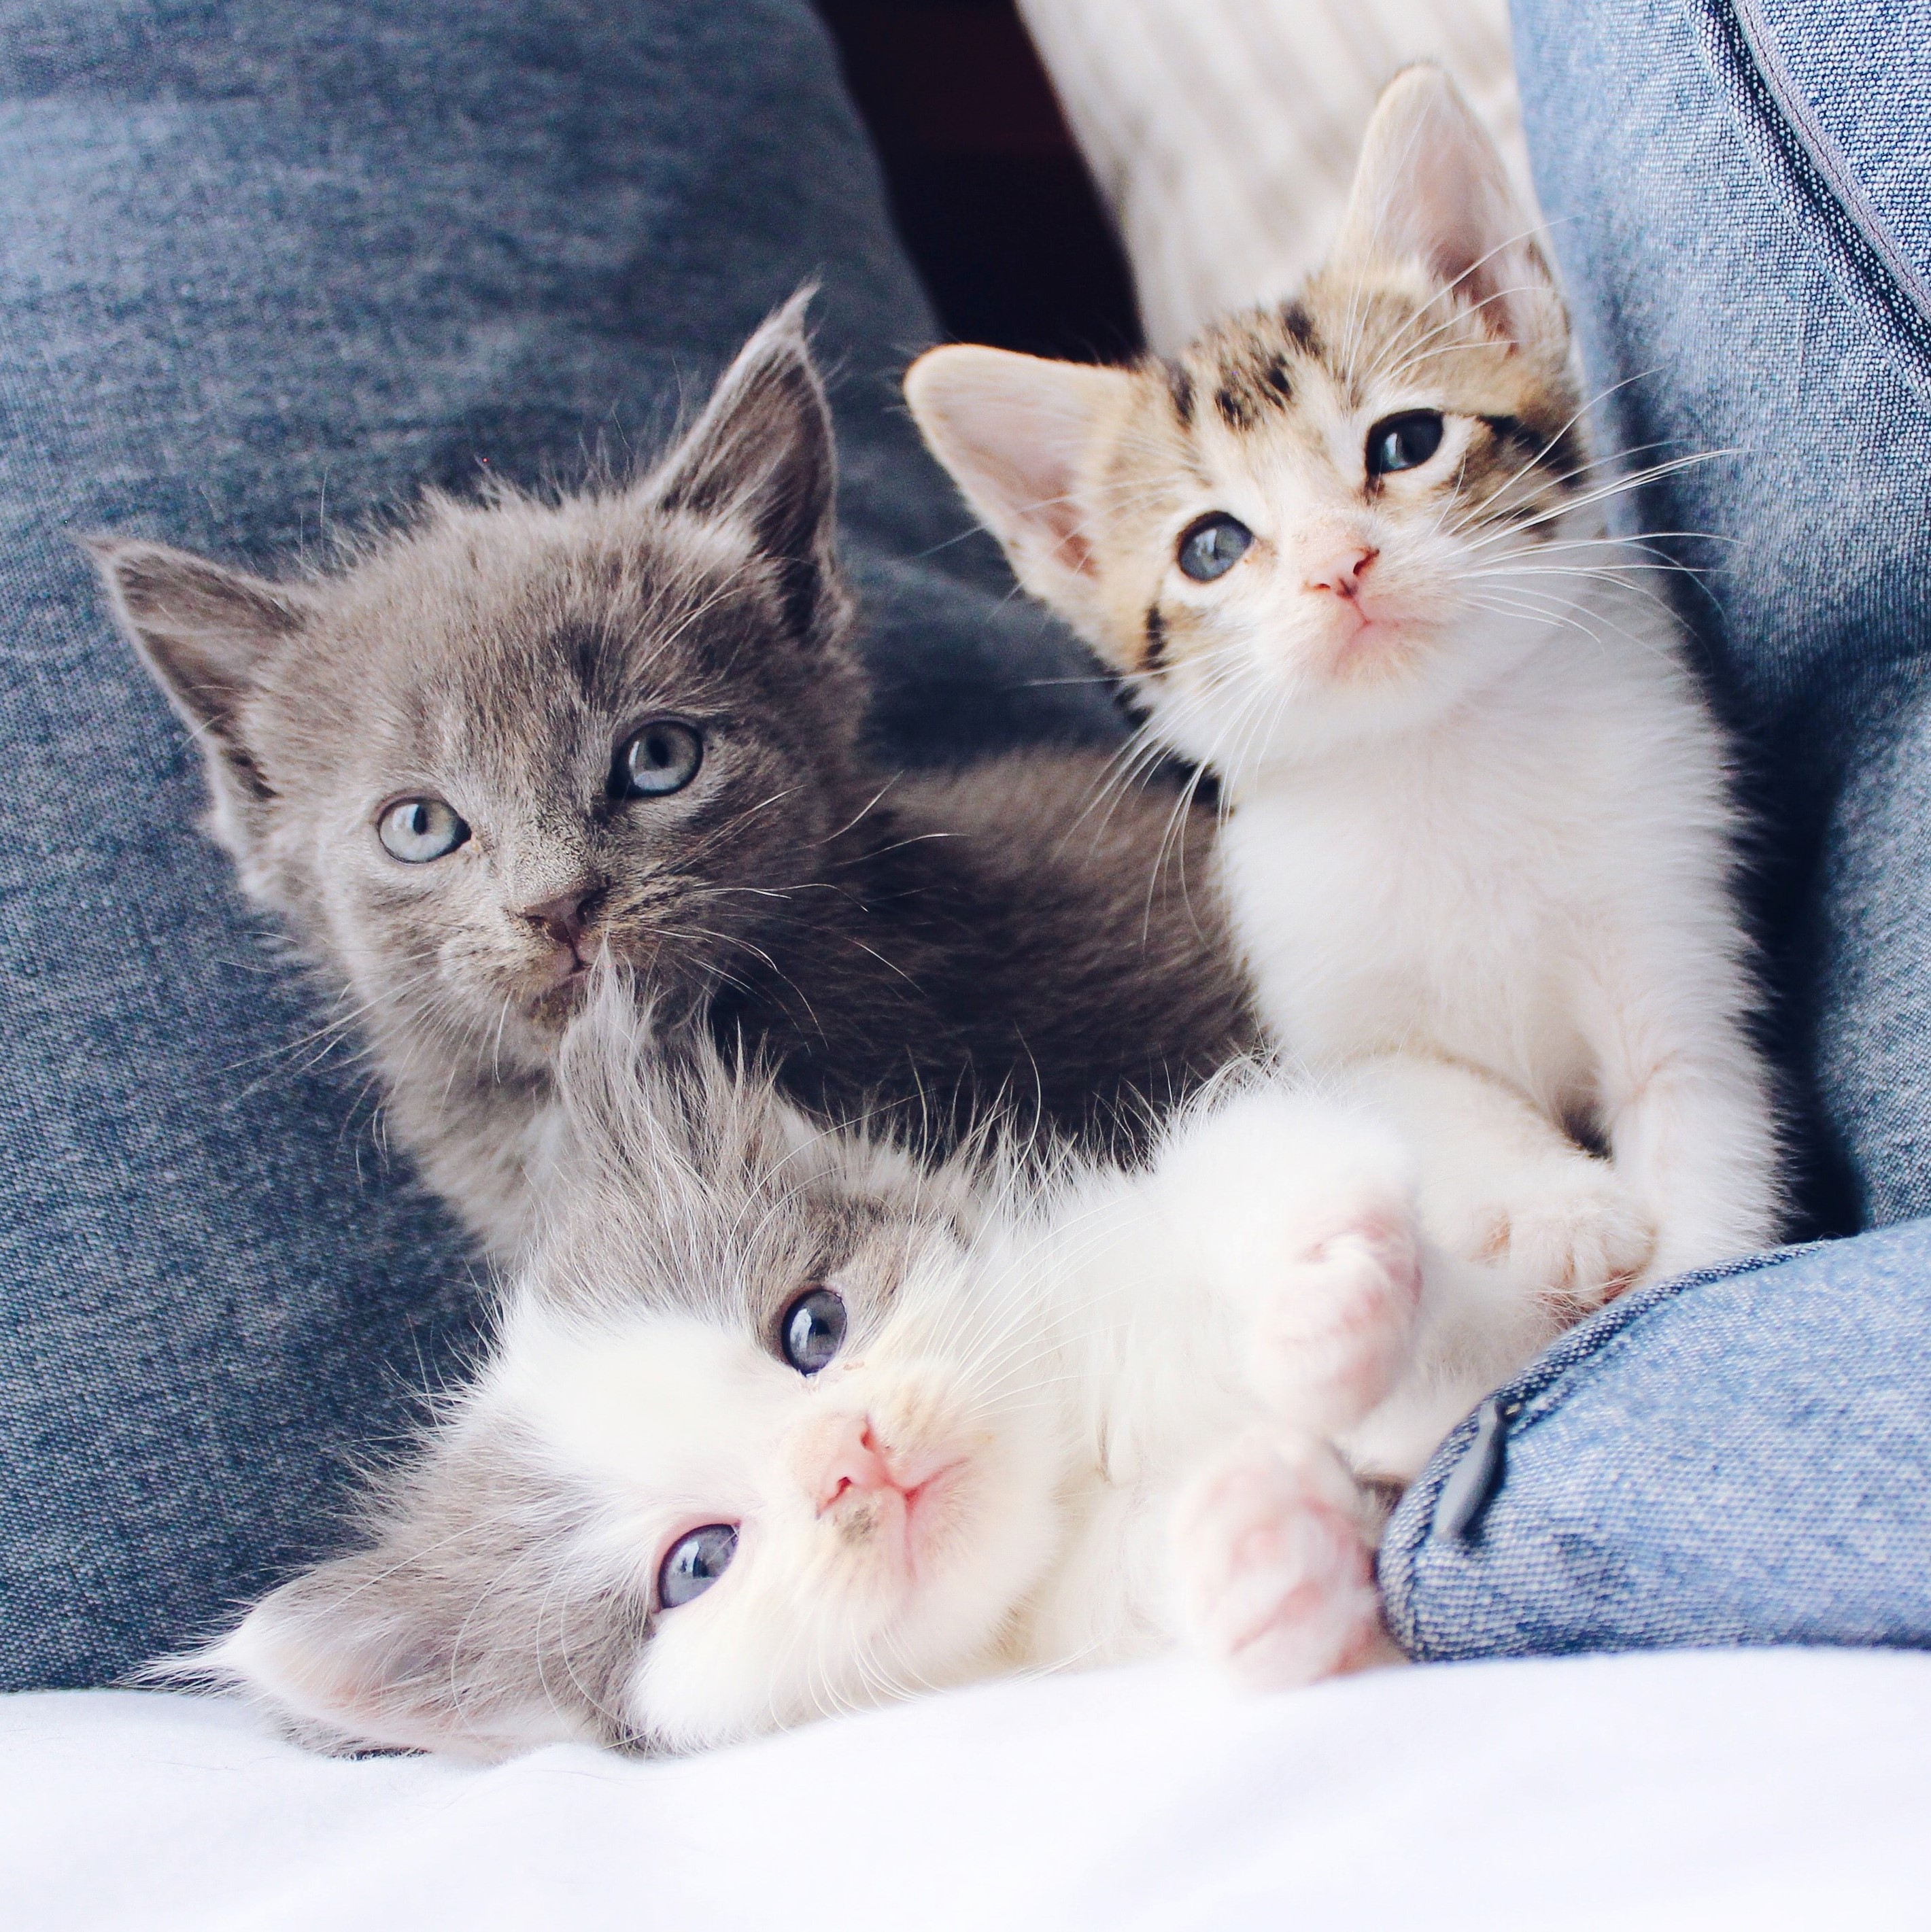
[86,536,312,795]
[208,1540,588,1762]
[1331,65,1565,356]
[649,289,843,646]
[904,344,1133,637]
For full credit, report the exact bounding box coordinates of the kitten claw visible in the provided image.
[1452,1161,1654,1311]
[1172,1432,1397,1691]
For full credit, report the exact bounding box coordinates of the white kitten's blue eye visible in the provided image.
[1177,513,1252,583]
[781,1286,847,1375]
[377,797,470,863]
[614,720,703,799]
[1366,411,1445,477]
[658,1523,738,1610]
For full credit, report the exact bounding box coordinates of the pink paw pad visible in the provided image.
[1174,1436,1391,1690]
[1252,1202,1422,1431]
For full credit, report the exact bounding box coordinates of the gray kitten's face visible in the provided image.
[211,1003,1066,1761]
[97,300,861,1078]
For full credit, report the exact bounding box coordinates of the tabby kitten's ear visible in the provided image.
[1332,65,1565,358]
[648,288,847,653]
[87,535,311,806]
[904,345,1133,634]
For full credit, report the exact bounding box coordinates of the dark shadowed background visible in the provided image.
[815,0,1141,360]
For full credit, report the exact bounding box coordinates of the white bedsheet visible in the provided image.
[4,1649,1926,1931]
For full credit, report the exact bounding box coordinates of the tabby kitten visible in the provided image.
[92,298,1254,1260]
[906,68,1781,1281]
[203,986,1566,1761]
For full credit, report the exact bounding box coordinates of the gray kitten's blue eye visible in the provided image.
[781,1286,846,1375]
[1366,411,1445,477]
[1177,513,1252,583]
[615,720,703,799]
[658,1523,738,1610]
[377,797,469,863]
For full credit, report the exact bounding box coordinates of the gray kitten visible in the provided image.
[93,297,1254,1258]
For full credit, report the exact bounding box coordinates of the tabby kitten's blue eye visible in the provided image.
[658,1523,738,1609]
[615,720,703,799]
[1177,513,1253,583]
[781,1286,847,1376]
[377,797,470,863]
[1366,411,1445,477]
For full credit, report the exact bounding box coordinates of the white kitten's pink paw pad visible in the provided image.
[1248,1200,1422,1431]
[1172,1435,1393,1690]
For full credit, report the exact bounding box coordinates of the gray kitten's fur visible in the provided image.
[94,298,1254,1257]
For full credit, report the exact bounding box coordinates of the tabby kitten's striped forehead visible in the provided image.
[907,67,1594,782]
[1157,269,1582,552]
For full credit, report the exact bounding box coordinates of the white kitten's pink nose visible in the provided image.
[806,1413,902,1514]
[1303,544,1379,600]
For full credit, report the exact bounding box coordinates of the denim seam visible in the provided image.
[1378,1243,1826,1651]
[1679,1,1931,396]
[1494,1245,1825,1443]
[1728,0,1931,328]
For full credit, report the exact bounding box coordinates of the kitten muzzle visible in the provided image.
[797,1411,964,1573]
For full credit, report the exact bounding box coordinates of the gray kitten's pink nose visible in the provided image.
[518,885,596,951]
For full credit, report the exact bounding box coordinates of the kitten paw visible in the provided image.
[1458,1160,1655,1311]
[1245,1192,1423,1432]
[1172,1433,1397,1690]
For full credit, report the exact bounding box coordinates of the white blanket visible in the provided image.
[5,1648,1927,1930]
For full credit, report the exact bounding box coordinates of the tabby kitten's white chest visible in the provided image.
[1224,610,1694,1121]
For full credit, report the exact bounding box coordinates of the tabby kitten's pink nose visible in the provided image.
[518,885,596,951]
[1305,545,1379,600]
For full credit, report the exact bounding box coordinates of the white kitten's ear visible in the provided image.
[649,288,844,648]
[1333,65,1564,355]
[206,1543,588,1762]
[904,344,1133,627]
[86,536,311,797]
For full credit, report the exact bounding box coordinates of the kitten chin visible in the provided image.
[188,987,1571,1762]
[905,65,1783,1288]
[94,292,1257,1260]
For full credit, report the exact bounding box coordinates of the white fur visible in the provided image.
[212,1065,1573,1759]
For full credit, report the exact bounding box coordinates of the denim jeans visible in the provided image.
[1379,0,1931,1653]
[0,0,1103,1690]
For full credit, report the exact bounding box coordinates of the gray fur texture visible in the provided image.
[192,991,992,1759]
[93,296,1257,1256]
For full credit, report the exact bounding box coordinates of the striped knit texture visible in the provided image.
[1015,0,1533,351]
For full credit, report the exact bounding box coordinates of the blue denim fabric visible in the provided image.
[1508,0,1931,1235]
[1381,1224,1931,1655]
[1378,0,1931,1655]
[0,0,1102,1691]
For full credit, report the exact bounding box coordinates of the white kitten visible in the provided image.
[905,66,1782,1283]
[199,990,1565,1761]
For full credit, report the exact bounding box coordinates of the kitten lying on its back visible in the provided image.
[203,988,1567,1761]
[908,68,1782,1282]
[93,298,1254,1259]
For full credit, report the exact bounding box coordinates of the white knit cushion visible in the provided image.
[1015,0,1533,352]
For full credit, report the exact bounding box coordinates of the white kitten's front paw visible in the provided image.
[1171,1433,1399,1691]
[1456,1158,1656,1311]
[1246,1192,1423,1432]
